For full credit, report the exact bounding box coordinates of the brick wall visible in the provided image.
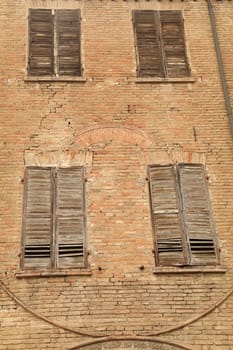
[0,0,233,349]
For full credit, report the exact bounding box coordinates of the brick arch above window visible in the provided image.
[76,124,153,149]
[67,337,194,350]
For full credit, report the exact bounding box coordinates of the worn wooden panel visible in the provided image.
[23,167,53,268]
[56,167,85,267]
[133,11,163,77]
[179,164,217,265]
[149,165,185,265]
[24,245,51,269]
[58,243,84,267]
[160,11,190,78]
[56,10,82,76]
[28,9,54,76]
[150,165,179,211]
[154,213,185,264]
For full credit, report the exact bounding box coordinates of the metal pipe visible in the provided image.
[207,0,233,139]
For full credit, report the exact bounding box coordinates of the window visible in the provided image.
[28,9,82,77]
[21,167,86,269]
[148,164,219,266]
[133,10,190,78]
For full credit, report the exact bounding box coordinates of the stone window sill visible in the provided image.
[24,76,86,83]
[15,269,92,278]
[135,77,196,84]
[153,266,227,274]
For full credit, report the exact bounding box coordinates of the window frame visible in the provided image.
[133,10,191,80]
[148,163,220,267]
[27,8,83,79]
[21,166,87,271]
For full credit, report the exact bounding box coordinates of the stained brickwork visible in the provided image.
[0,0,233,349]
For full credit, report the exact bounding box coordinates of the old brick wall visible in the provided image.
[0,0,233,349]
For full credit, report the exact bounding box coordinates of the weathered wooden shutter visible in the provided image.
[133,11,163,78]
[56,10,82,76]
[160,11,190,78]
[22,168,53,268]
[56,167,85,268]
[149,165,186,265]
[178,164,218,265]
[28,9,54,76]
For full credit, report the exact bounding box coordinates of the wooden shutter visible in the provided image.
[28,9,54,76]
[133,11,164,78]
[22,168,53,268]
[56,167,85,268]
[56,10,82,76]
[160,11,190,78]
[178,164,218,265]
[149,165,186,265]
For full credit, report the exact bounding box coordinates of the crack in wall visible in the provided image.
[26,83,79,150]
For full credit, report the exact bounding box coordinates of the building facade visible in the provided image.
[0,0,233,349]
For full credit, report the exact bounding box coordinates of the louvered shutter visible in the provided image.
[28,9,54,76]
[56,10,82,76]
[133,11,164,78]
[56,167,85,268]
[22,168,53,268]
[160,11,190,78]
[178,164,217,265]
[149,165,186,265]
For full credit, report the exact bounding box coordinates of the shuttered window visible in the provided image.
[21,167,86,269]
[28,9,82,76]
[148,164,219,266]
[133,10,190,78]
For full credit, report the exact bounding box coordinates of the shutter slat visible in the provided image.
[133,11,163,78]
[24,244,51,268]
[56,167,85,267]
[149,165,186,265]
[28,9,54,76]
[23,168,53,268]
[179,164,217,265]
[160,11,190,78]
[58,243,84,268]
[56,10,82,76]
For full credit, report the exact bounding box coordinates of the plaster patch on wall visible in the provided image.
[28,0,85,9]
[144,150,206,166]
[24,149,93,167]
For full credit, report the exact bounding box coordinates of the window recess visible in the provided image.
[133,10,190,79]
[28,9,82,77]
[148,164,219,267]
[21,167,86,270]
